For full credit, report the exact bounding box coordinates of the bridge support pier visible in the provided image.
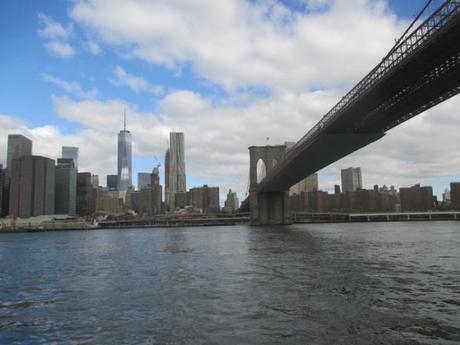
[248,145,291,226]
[249,191,291,225]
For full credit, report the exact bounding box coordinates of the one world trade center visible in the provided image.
[118,111,132,199]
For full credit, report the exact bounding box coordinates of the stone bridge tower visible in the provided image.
[248,145,291,225]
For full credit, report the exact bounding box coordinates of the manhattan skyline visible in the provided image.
[1,0,459,200]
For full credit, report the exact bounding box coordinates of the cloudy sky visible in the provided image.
[1,0,459,201]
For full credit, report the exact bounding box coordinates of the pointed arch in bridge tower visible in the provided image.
[249,145,291,225]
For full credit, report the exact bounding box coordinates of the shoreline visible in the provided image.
[1,211,459,233]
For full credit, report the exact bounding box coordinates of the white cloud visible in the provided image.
[70,0,405,92]
[12,1,457,200]
[111,66,163,95]
[87,40,102,55]
[38,13,75,58]
[38,13,71,40]
[42,73,98,99]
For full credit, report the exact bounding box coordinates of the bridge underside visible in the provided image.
[258,4,460,194]
[259,133,384,192]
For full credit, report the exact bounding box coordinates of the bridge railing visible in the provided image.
[290,0,460,154]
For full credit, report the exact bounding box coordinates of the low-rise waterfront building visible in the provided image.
[96,196,124,216]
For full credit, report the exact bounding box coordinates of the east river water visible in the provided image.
[0,222,459,344]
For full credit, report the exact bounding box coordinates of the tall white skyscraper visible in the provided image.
[341,167,362,192]
[62,146,79,170]
[117,112,132,199]
[168,132,186,211]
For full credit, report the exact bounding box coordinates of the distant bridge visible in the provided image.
[245,0,460,225]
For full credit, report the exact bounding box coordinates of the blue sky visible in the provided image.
[1,0,458,200]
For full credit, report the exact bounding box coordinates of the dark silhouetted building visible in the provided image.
[9,156,55,218]
[400,184,433,212]
[450,182,460,210]
[188,185,220,213]
[164,149,170,210]
[334,184,341,194]
[107,174,118,190]
[1,164,9,217]
[150,167,162,214]
[55,158,77,216]
[77,172,95,216]
[0,165,4,217]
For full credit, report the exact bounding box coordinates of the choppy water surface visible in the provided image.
[0,222,459,344]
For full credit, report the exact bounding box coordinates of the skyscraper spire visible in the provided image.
[123,109,126,131]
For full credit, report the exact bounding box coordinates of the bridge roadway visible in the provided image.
[256,0,460,194]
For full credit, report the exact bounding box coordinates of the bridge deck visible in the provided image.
[257,1,460,193]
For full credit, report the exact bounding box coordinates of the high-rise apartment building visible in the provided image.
[450,182,460,210]
[77,172,96,216]
[138,173,151,190]
[91,175,99,188]
[188,185,219,213]
[0,165,4,217]
[9,156,55,218]
[62,146,79,170]
[168,132,186,211]
[151,167,163,214]
[117,114,132,199]
[107,174,118,190]
[7,134,32,168]
[55,158,77,216]
[341,167,362,193]
[224,189,239,213]
[0,164,9,217]
[164,149,170,209]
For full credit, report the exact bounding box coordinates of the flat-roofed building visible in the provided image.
[55,158,77,216]
[7,134,32,168]
[62,146,79,170]
[77,172,96,217]
[400,184,433,212]
[9,156,55,218]
[450,182,460,210]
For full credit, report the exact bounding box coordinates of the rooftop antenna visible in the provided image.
[123,109,126,131]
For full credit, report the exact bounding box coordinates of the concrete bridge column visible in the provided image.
[249,145,291,226]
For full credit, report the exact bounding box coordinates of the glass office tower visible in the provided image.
[117,114,132,199]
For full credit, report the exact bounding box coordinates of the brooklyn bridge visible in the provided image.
[242,0,460,225]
